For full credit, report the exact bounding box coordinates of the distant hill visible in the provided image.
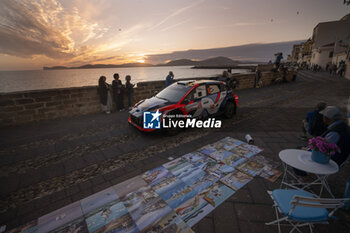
[44,57,248,70]
[118,63,154,67]
[43,62,154,70]
[43,40,303,70]
[147,40,305,64]
[159,56,249,67]
[162,59,197,66]
[196,56,238,67]
[43,66,68,70]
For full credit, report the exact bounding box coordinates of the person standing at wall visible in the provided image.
[221,70,238,89]
[98,76,112,114]
[125,75,135,110]
[282,64,288,83]
[332,63,337,76]
[329,64,333,74]
[254,68,262,88]
[274,52,283,70]
[112,73,124,111]
[165,71,174,87]
[339,60,346,77]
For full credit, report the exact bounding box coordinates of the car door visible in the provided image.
[183,84,207,118]
[202,83,226,115]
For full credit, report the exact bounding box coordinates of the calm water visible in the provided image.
[0,66,249,93]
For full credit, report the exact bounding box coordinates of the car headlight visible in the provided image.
[134,99,145,107]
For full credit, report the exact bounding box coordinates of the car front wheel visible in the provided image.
[224,102,235,118]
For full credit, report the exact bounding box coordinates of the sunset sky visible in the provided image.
[0,0,349,71]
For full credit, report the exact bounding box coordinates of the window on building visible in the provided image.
[329,51,333,58]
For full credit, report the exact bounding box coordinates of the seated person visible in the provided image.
[300,102,327,140]
[295,105,349,176]
[320,106,350,166]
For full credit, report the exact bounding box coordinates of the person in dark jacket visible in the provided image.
[125,75,135,109]
[98,76,112,114]
[254,68,262,88]
[112,73,124,111]
[300,102,327,140]
[320,106,350,166]
[274,52,283,70]
[165,71,174,87]
[294,105,347,176]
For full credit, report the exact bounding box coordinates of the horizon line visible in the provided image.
[0,39,305,72]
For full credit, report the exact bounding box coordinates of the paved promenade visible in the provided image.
[1,71,350,232]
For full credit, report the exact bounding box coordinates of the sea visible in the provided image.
[0,66,250,93]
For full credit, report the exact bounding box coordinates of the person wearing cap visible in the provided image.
[320,106,350,166]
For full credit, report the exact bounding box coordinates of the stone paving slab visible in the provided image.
[212,202,240,233]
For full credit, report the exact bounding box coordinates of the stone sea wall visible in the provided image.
[0,70,295,127]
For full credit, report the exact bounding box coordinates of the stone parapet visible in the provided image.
[0,71,295,127]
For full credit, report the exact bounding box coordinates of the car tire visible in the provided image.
[199,110,209,120]
[224,102,235,119]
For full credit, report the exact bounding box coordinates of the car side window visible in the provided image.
[184,90,195,102]
[207,84,220,95]
[193,85,207,99]
[220,83,226,91]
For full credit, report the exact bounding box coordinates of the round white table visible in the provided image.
[279,149,339,197]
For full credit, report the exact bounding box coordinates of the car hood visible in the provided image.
[129,96,171,117]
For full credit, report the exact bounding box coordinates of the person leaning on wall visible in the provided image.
[112,73,125,111]
[98,76,112,114]
[254,68,261,88]
[125,75,135,110]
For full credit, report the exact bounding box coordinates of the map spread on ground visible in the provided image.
[7,137,282,233]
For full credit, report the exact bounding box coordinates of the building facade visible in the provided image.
[310,43,334,69]
[345,42,350,80]
[310,14,350,69]
[332,40,349,66]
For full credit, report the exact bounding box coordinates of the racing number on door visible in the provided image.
[184,85,207,117]
[204,84,223,115]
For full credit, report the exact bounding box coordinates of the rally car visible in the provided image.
[128,80,239,132]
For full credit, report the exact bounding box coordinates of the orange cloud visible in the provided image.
[0,0,106,60]
[0,0,189,67]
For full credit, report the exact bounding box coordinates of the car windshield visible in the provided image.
[156,83,192,103]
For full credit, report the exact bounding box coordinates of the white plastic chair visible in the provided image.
[266,189,350,233]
